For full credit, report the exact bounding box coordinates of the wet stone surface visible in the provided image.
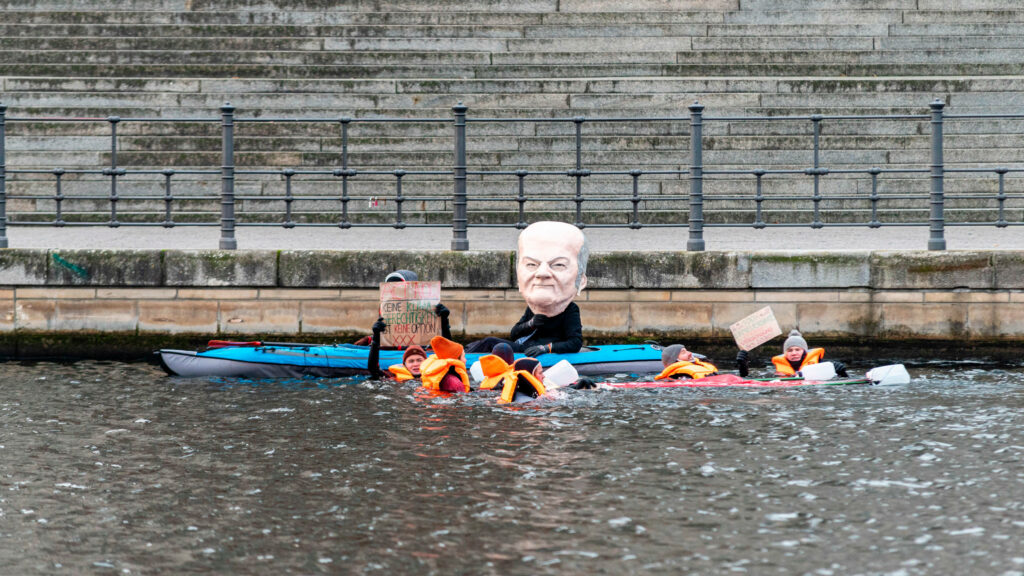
[0,359,1021,574]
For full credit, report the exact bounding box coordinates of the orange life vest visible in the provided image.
[655,359,719,381]
[387,364,415,382]
[419,355,471,393]
[499,370,546,404]
[478,354,515,390]
[771,348,826,376]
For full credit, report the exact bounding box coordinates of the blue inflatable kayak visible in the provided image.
[158,340,665,379]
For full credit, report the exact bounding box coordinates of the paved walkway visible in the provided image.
[3,225,1021,252]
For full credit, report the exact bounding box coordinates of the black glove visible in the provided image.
[736,349,750,377]
[434,303,450,319]
[523,344,548,357]
[570,377,597,390]
[832,360,848,377]
[372,317,387,334]
[529,314,548,328]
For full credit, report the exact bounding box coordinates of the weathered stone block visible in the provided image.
[578,302,630,332]
[672,290,752,302]
[871,252,995,289]
[0,250,48,286]
[15,299,56,331]
[588,251,750,290]
[985,303,1024,337]
[712,302,798,336]
[17,288,97,299]
[0,291,13,332]
[630,302,714,335]
[755,290,840,302]
[139,301,217,333]
[464,301,527,336]
[880,303,968,338]
[279,251,513,288]
[220,301,300,334]
[164,250,278,287]
[439,289,505,302]
[258,288,341,300]
[751,252,870,289]
[300,301,381,334]
[98,288,178,300]
[54,300,137,331]
[993,252,1024,289]
[796,302,877,337]
[48,250,162,287]
[176,288,259,300]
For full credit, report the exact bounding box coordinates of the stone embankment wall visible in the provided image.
[5,0,1024,225]
[1,249,1022,356]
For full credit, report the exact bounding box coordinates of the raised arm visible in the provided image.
[367,317,387,379]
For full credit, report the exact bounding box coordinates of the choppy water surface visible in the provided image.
[1,360,1022,575]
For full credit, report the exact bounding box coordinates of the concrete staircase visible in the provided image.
[2,0,1023,227]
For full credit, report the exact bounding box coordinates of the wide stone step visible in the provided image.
[6,61,1023,79]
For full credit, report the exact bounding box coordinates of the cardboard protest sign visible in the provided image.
[379,281,442,347]
[730,306,782,351]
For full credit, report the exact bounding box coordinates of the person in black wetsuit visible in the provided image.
[367,306,452,378]
[466,221,587,357]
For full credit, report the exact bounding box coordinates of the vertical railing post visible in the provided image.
[220,102,237,250]
[451,102,469,251]
[810,115,823,229]
[107,116,120,227]
[0,103,7,248]
[928,98,946,250]
[572,116,586,228]
[687,101,705,251]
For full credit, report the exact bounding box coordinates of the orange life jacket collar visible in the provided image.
[772,347,826,376]
[655,359,719,381]
[420,355,471,393]
[388,364,416,382]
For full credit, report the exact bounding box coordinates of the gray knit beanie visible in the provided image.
[783,330,808,352]
[661,344,686,367]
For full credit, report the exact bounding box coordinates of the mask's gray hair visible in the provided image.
[575,236,589,290]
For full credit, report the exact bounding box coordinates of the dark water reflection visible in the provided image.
[1,360,1022,575]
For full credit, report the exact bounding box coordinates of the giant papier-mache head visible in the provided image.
[516,221,589,317]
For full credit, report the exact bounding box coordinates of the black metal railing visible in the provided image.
[0,99,1021,251]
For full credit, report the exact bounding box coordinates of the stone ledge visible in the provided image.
[0,249,1021,291]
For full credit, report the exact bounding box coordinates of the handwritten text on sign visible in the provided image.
[379,281,441,347]
[730,306,782,351]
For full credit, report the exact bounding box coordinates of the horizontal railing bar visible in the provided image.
[705,168,930,176]
[946,221,1024,226]
[235,170,450,176]
[236,118,452,124]
[946,114,1024,120]
[11,221,217,226]
[705,222,928,228]
[468,170,690,176]
[7,169,219,175]
[704,114,929,122]
[235,222,449,227]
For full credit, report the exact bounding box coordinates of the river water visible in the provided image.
[0,360,1021,575]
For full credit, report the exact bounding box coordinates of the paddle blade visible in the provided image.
[866,364,911,385]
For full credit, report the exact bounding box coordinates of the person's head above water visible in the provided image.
[384,269,418,283]
[513,357,545,380]
[402,345,427,376]
[516,221,589,317]
[783,330,808,362]
[661,344,693,367]
[491,342,515,365]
